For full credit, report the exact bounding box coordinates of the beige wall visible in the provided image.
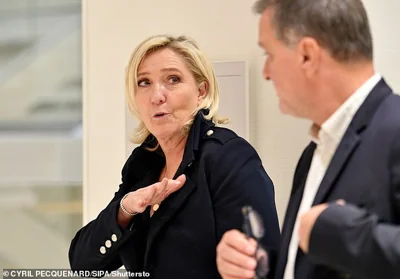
[82,0,400,226]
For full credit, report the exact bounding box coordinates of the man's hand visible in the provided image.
[298,203,328,253]
[216,230,258,279]
[299,200,345,253]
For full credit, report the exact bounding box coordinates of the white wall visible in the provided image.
[365,0,400,91]
[83,0,400,226]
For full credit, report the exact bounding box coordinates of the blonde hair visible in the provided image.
[125,34,229,145]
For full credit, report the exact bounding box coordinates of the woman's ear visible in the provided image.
[197,81,208,104]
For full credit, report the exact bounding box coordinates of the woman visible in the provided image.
[69,35,280,279]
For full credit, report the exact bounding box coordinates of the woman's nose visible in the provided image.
[150,84,166,105]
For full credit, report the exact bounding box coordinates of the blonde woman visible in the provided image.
[69,35,280,279]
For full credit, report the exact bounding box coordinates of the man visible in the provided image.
[216,0,400,279]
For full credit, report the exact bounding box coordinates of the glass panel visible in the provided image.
[0,0,82,269]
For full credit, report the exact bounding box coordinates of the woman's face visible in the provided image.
[135,48,207,141]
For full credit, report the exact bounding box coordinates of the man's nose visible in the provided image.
[263,63,271,81]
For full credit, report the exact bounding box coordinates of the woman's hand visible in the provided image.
[122,174,186,215]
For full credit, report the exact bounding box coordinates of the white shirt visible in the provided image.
[282,73,382,279]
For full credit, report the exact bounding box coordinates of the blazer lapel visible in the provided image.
[312,130,360,205]
[312,77,392,205]
[275,143,316,279]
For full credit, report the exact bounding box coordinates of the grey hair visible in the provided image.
[253,0,373,62]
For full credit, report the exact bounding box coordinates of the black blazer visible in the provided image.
[273,79,400,279]
[308,203,400,278]
[69,110,281,279]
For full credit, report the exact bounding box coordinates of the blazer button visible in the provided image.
[206,130,214,136]
[111,234,118,242]
[105,240,112,248]
[100,246,106,254]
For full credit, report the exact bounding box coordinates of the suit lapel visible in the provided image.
[275,143,315,279]
[312,130,360,205]
[312,78,392,205]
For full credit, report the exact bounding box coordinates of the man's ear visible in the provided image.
[298,37,321,77]
[197,81,208,104]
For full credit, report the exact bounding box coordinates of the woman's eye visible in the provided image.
[137,79,150,87]
[168,76,180,84]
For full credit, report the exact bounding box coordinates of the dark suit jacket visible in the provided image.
[69,110,281,279]
[308,203,400,279]
[273,78,400,279]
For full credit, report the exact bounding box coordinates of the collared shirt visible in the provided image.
[283,73,382,279]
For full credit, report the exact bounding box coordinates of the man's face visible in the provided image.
[258,8,312,118]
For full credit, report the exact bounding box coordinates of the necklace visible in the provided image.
[153,166,167,212]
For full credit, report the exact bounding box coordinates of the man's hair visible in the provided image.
[253,0,373,62]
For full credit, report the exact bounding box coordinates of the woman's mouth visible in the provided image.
[153,112,169,118]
